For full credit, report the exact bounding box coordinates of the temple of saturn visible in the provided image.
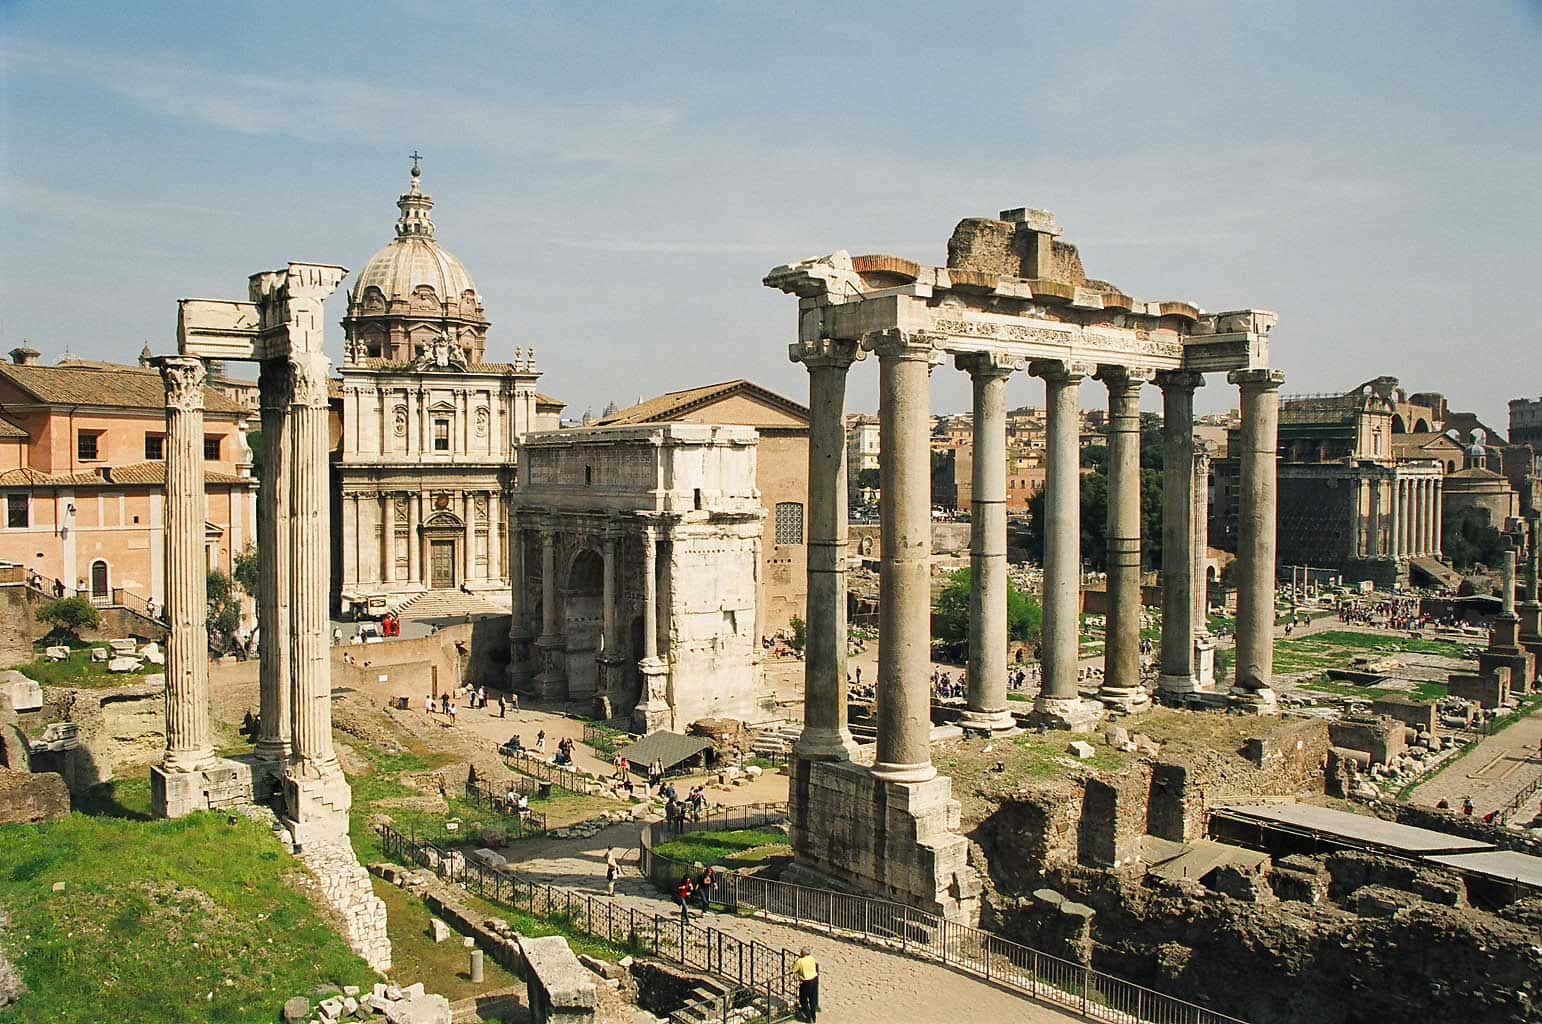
[150,263,390,968]
[764,207,1284,922]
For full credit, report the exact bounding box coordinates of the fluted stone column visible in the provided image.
[288,351,338,771]
[255,359,292,762]
[534,523,565,699]
[1192,442,1216,689]
[1097,366,1152,710]
[871,329,937,781]
[1230,369,1286,707]
[1389,478,1402,560]
[793,338,863,759]
[958,351,1019,733]
[382,494,397,584]
[632,524,671,732]
[1433,479,1443,556]
[1158,372,1203,695]
[597,524,625,713]
[159,357,214,774]
[1032,359,1103,730]
[1519,516,1541,648]
[507,515,530,689]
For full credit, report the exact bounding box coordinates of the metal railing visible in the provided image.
[1497,773,1542,825]
[499,744,605,795]
[582,721,634,750]
[639,811,1250,1024]
[462,777,549,835]
[377,824,797,1022]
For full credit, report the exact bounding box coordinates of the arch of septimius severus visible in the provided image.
[765,207,1283,923]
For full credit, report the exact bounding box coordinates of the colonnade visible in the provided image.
[1389,475,1443,558]
[339,487,504,588]
[793,329,1286,780]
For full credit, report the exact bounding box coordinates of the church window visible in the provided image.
[433,419,450,452]
[144,434,164,460]
[77,431,100,461]
[203,436,222,461]
[6,494,27,529]
[775,502,804,545]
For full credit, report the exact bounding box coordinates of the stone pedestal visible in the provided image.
[151,754,281,819]
[1193,635,1217,690]
[283,767,353,849]
[1033,696,1109,733]
[534,637,568,701]
[631,658,671,734]
[792,757,980,923]
[597,655,627,718]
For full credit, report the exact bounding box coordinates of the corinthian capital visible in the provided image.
[158,357,207,412]
[1227,368,1287,392]
[287,351,332,409]
[789,336,864,371]
[954,350,1023,380]
[1028,358,1096,384]
[862,328,940,363]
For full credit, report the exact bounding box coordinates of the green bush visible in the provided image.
[36,596,100,640]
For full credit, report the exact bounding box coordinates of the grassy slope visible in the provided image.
[0,779,374,1024]
[651,829,791,869]
[16,645,154,689]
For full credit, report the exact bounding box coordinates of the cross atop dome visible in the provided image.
[396,155,434,238]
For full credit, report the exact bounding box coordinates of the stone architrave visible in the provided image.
[157,357,215,775]
[957,351,1020,734]
[1229,368,1286,711]
[1031,359,1104,731]
[868,329,940,781]
[1157,372,1202,695]
[791,337,864,760]
[1096,365,1153,712]
[255,358,292,762]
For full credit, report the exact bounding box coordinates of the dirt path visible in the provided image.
[500,823,1084,1024]
[1412,703,1542,819]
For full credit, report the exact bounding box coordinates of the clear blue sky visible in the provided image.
[2,1,1538,428]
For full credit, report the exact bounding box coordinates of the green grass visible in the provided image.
[0,801,374,1024]
[369,879,520,1000]
[580,722,632,760]
[14,645,153,688]
[651,829,791,870]
[1300,675,1398,699]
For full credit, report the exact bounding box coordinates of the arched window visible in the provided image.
[775,502,804,545]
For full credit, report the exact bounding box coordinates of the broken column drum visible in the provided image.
[764,206,1281,922]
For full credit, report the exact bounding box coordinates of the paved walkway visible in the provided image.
[1414,702,1542,820]
[500,823,1085,1024]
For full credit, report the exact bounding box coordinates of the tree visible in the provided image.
[931,567,1043,660]
[1022,467,1164,572]
[206,569,242,652]
[247,428,263,480]
[37,596,100,641]
[1080,444,1109,472]
[855,468,881,491]
[232,543,260,598]
[1443,507,1505,570]
[788,616,807,656]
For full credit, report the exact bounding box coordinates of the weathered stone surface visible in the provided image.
[381,992,451,1024]
[44,646,69,661]
[430,918,451,942]
[107,656,142,673]
[0,767,69,824]
[520,934,597,1020]
[0,673,41,713]
[282,995,310,1021]
[1067,741,1095,759]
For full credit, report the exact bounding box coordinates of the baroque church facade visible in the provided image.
[333,163,560,608]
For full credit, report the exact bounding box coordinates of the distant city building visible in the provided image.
[1510,395,1542,448]
[0,347,255,611]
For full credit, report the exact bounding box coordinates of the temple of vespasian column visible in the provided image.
[765,207,1283,922]
[151,263,354,847]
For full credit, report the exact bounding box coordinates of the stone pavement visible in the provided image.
[499,822,1084,1024]
[1414,701,1542,818]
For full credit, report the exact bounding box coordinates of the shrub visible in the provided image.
[36,596,100,640]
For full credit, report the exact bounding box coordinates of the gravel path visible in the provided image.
[1414,702,1542,819]
[501,823,1084,1024]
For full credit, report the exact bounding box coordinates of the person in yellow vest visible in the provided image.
[792,946,819,1022]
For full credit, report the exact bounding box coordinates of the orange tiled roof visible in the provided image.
[0,361,245,415]
[595,380,806,426]
[20,461,250,488]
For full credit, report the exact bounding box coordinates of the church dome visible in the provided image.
[347,162,485,323]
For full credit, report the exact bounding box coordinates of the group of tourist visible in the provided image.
[664,785,709,827]
[672,864,717,921]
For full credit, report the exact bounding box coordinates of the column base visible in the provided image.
[282,761,353,848]
[871,760,938,783]
[533,635,567,701]
[957,708,1017,734]
[151,755,281,819]
[792,758,980,924]
[1096,685,1151,714]
[1032,696,1107,733]
[1229,687,1279,715]
[793,726,862,762]
[1158,673,1199,696]
[631,657,671,733]
[1193,635,1217,690]
[1517,602,1541,641]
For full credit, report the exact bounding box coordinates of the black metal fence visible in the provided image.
[639,810,1250,1024]
[499,744,605,795]
[462,777,549,835]
[377,824,797,1022]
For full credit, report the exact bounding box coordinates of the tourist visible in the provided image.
[448,700,457,726]
[536,730,546,753]
[509,691,520,715]
[516,794,530,820]
[505,785,518,812]
[441,693,450,715]
[697,865,715,910]
[605,848,620,896]
[792,947,819,1022]
[52,578,65,598]
[675,875,694,922]
[425,694,434,714]
[497,695,506,718]
[332,626,343,646]
[1462,796,1475,816]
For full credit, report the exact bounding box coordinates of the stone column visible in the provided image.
[343,494,359,586]
[597,524,625,713]
[1192,442,1216,689]
[463,492,476,585]
[1391,478,1403,558]
[158,357,214,775]
[792,338,863,759]
[287,351,338,771]
[1097,366,1152,711]
[1433,479,1443,557]
[1368,476,1382,557]
[870,329,938,781]
[1032,358,1102,729]
[1519,516,1542,646]
[1157,372,1203,695]
[407,494,421,584]
[255,358,292,762]
[381,494,396,584]
[632,523,671,733]
[1425,479,1437,555]
[957,351,1019,733]
[1229,369,1286,707]
[534,522,565,699]
[507,513,529,689]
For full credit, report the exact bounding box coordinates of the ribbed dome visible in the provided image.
[347,165,483,316]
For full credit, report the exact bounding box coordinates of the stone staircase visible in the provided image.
[396,588,510,622]
[669,976,737,1024]
[748,721,799,759]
